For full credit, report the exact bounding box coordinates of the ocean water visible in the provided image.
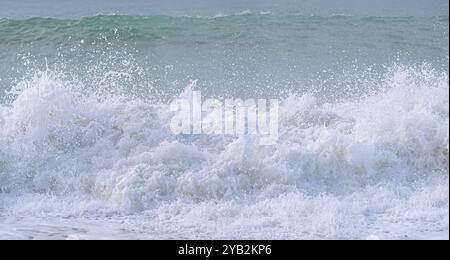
[0,0,448,240]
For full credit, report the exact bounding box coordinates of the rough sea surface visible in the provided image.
[0,0,448,239]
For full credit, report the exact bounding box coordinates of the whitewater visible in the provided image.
[0,0,449,239]
[0,62,448,239]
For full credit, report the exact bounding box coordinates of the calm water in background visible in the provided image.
[1,0,448,18]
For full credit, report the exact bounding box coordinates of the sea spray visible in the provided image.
[0,64,447,210]
[0,10,448,239]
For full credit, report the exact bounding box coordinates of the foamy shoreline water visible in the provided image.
[0,1,448,240]
[0,65,448,239]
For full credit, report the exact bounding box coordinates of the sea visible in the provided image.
[0,0,448,239]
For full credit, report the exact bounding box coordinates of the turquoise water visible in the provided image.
[0,14,448,99]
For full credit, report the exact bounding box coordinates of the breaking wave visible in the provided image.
[0,65,447,212]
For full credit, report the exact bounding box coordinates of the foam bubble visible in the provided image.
[0,64,448,239]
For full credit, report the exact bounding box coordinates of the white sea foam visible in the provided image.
[0,65,448,239]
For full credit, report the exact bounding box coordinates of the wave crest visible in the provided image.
[0,65,448,212]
